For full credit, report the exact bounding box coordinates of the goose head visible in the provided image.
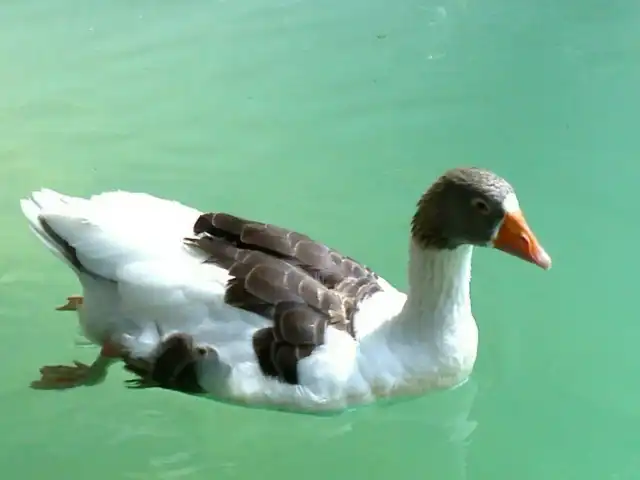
[411,167,551,269]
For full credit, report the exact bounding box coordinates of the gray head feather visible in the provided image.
[411,167,515,249]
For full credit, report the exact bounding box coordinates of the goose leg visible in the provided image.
[56,295,84,311]
[30,342,122,390]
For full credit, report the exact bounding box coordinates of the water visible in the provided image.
[1,0,639,478]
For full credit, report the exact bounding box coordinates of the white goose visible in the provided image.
[20,167,550,411]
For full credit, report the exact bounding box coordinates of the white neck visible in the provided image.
[393,240,474,341]
[353,239,478,394]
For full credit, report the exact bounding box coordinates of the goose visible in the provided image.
[20,167,550,411]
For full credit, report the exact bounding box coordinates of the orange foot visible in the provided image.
[31,361,99,390]
[30,343,121,390]
[56,295,84,311]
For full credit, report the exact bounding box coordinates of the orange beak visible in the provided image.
[492,211,552,270]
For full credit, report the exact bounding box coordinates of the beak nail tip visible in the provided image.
[539,253,552,270]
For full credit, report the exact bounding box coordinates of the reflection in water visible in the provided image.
[347,380,479,480]
[57,378,480,479]
[250,379,480,480]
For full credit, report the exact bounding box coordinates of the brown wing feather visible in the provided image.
[193,212,380,288]
[186,212,383,385]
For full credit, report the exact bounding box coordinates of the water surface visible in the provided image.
[1,0,639,478]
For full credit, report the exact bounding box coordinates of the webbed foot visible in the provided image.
[123,333,213,394]
[30,342,121,390]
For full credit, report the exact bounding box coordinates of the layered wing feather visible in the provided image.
[185,212,383,384]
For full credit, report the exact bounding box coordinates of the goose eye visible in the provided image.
[471,198,491,215]
[196,346,209,356]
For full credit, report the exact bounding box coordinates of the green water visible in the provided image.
[1,0,639,478]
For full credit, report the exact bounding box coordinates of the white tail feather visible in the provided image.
[19,196,80,271]
[20,188,205,281]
